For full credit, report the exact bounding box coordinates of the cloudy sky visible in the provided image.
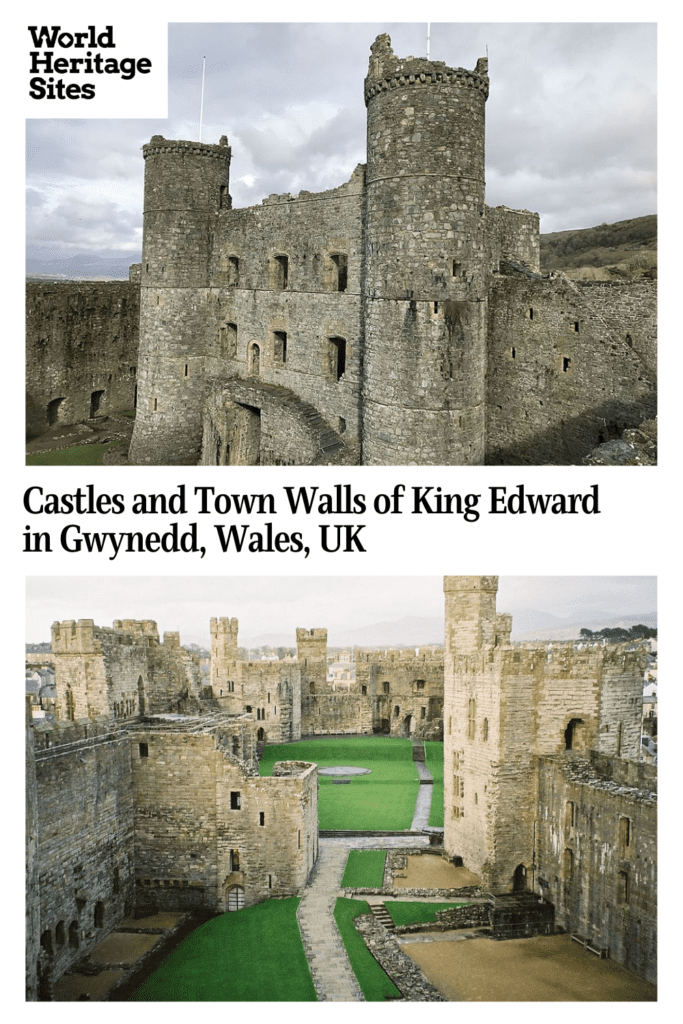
[25,576,656,647]
[25,21,656,277]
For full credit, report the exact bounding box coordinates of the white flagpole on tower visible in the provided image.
[427,23,431,60]
[199,57,206,142]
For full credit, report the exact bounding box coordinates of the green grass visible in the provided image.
[425,741,444,826]
[259,737,419,830]
[384,901,468,927]
[26,441,124,466]
[341,849,386,888]
[131,897,316,1001]
[333,899,401,1001]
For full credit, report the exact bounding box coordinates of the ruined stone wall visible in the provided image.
[26,279,139,438]
[31,719,135,994]
[576,280,657,377]
[537,754,656,984]
[51,619,205,722]
[130,721,316,911]
[486,273,656,464]
[485,206,541,272]
[25,700,40,1001]
[355,651,444,738]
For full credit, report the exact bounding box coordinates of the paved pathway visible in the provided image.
[297,834,429,1001]
[410,760,434,830]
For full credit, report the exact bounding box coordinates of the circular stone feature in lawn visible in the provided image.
[318,766,371,776]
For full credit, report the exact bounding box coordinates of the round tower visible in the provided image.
[129,135,232,465]
[361,35,489,465]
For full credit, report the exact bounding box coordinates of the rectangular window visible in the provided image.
[273,330,287,365]
[331,253,348,292]
[259,812,265,826]
[618,870,629,904]
[230,849,240,871]
[230,791,241,810]
[139,742,148,758]
[467,698,476,740]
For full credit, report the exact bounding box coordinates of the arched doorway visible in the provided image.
[249,343,260,377]
[564,718,585,751]
[402,714,413,737]
[227,885,245,912]
[257,727,265,742]
[513,864,527,891]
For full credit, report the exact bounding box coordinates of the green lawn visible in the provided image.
[425,741,444,826]
[384,900,468,927]
[26,441,124,466]
[259,737,419,830]
[131,898,316,1001]
[333,899,401,1001]
[341,849,386,888]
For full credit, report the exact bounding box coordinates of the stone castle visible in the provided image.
[26,577,656,999]
[26,34,656,465]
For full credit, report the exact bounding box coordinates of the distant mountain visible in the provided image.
[514,611,657,642]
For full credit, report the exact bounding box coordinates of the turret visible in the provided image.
[361,36,489,464]
[129,135,232,465]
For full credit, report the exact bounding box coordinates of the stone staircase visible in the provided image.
[370,903,395,933]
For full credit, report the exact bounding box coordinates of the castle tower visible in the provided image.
[210,617,239,699]
[361,36,489,465]
[129,135,232,465]
[51,619,108,720]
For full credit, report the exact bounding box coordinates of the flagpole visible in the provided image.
[199,56,206,142]
[427,23,430,60]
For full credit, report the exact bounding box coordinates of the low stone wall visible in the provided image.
[353,915,445,1001]
[396,903,489,935]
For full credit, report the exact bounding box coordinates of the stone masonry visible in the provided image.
[25,34,655,464]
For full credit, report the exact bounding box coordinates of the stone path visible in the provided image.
[410,759,434,830]
[297,835,429,1001]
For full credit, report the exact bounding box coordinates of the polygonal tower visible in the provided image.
[361,35,489,464]
[129,135,232,465]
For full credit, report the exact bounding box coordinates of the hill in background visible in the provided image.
[540,214,656,281]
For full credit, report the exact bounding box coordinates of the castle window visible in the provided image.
[66,686,75,722]
[309,682,315,694]
[271,254,289,290]
[421,706,426,719]
[619,816,632,850]
[248,342,261,377]
[219,185,229,209]
[565,800,576,828]
[574,321,580,332]
[394,705,400,717]
[55,921,66,947]
[339,417,346,434]
[327,336,347,381]
[230,849,240,871]
[330,253,348,292]
[361,685,367,696]
[269,874,272,888]
[184,364,189,377]
[433,301,439,314]
[94,902,105,929]
[273,330,287,365]
[298,830,301,849]
[618,870,629,904]
[415,679,425,690]
[139,742,148,758]
[467,698,476,740]
[482,718,489,741]
[219,323,237,358]
[563,357,571,372]
[232,736,239,755]
[230,791,241,810]
[246,706,252,713]
[383,681,390,694]
[511,347,516,359]
[564,848,574,882]
[227,255,239,284]
[257,727,265,741]
[529,308,534,320]
[452,260,462,277]
[259,812,265,826]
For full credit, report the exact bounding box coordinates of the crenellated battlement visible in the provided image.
[364,34,488,104]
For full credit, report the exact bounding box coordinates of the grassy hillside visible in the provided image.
[540,214,656,281]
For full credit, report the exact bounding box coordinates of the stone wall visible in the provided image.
[536,754,656,984]
[31,718,135,996]
[26,279,139,439]
[486,272,657,464]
